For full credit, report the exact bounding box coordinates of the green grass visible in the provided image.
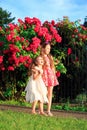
[0,110,87,130]
[0,100,31,107]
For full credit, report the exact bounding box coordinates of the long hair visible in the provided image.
[28,57,36,76]
[40,42,55,69]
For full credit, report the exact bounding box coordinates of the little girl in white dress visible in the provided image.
[25,56,48,115]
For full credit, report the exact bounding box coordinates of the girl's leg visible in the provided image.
[47,86,53,116]
[38,101,47,116]
[32,100,38,114]
[38,101,43,113]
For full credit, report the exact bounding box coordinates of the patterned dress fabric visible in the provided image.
[42,55,59,87]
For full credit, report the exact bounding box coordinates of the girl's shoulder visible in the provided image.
[33,66,41,71]
[34,66,40,70]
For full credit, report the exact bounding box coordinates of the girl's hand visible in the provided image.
[32,67,40,80]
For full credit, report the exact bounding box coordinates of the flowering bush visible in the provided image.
[0,16,87,100]
[0,17,62,71]
[53,16,87,101]
[0,17,62,99]
[53,16,87,69]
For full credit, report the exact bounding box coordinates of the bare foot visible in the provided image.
[47,112,53,116]
[40,112,48,116]
[31,111,37,115]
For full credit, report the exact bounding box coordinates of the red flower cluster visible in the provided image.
[0,17,62,71]
[43,21,62,43]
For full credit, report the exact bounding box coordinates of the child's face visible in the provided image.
[44,44,51,55]
[36,57,44,65]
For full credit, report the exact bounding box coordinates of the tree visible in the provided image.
[83,16,87,27]
[0,7,15,28]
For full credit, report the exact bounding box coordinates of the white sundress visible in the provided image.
[25,66,48,103]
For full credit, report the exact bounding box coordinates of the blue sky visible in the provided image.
[0,0,87,24]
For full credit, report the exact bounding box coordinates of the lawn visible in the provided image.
[0,110,87,130]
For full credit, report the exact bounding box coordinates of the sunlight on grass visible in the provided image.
[0,110,87,130]
[0,100,32,107]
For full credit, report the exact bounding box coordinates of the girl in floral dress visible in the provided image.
[41,42,59,116]
[25,56,48,116]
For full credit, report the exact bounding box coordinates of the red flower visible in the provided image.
[0,26,2,31]
[54,33,62,43]
[67,48,72,55]
[0,56,3,63]
[38,27,48,37]
[51,20,55,26]
[24,57,32,68]
[50,26,57,34]
[1,67,5,71]
[32,37,41,45]
[81,25,87,31]
[29,37,41,53]
[3,49,9,54]
[19,55,25,63]
[15,36,21,41]
[8,66,14,71]
[6,34,13,41]
[34,25,40,33]
[18,19,24,25]
[25,17,33,25]
[9,44,20,53]
[56,71,61,77]
[0,65,5,71]
[44,33,52,42]
[74,29,78,33]
[8,23,15,30]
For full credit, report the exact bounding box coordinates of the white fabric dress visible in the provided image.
[25,66,48,103]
